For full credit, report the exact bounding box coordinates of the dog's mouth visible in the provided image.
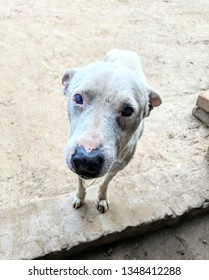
[79,173,99,180]
[73,166,106,180]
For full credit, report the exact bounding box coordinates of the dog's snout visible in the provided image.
[71,146,104,178]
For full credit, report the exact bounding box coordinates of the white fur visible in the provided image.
[62,49,162,213]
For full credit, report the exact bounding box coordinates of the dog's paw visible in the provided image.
[97,199,109,214]
[73,196,84,209]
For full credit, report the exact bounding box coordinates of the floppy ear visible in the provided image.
[61,68,76,95]
[148,88,162,113]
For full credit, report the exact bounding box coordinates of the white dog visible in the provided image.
[62,49,162,213]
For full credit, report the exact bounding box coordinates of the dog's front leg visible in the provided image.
[73,177,86,209]
[97,173,116,214]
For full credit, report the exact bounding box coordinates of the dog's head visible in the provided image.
[62,60,161,179]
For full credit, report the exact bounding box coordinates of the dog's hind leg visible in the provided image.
[73,177,86,209]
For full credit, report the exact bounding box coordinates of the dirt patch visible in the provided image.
[0,0,209,259]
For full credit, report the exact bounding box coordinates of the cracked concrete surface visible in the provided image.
[1,180,209,259]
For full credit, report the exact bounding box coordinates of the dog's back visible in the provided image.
[104,49,147,85]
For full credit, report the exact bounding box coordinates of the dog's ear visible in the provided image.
[62,68,76,95]
[146,88,162,116]
[144,87,162,117]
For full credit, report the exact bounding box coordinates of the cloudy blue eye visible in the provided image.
[121,106,134,117]
[74,94,83,104]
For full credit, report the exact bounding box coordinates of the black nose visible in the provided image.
[71,146,105,178]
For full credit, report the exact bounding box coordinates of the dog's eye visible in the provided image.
[121,106,134,117]
[74,94,83,104]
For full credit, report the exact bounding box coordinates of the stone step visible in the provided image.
[1,177,209,259]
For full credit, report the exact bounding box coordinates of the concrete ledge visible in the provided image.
[1,177,209,259]
[40,201,209,260]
